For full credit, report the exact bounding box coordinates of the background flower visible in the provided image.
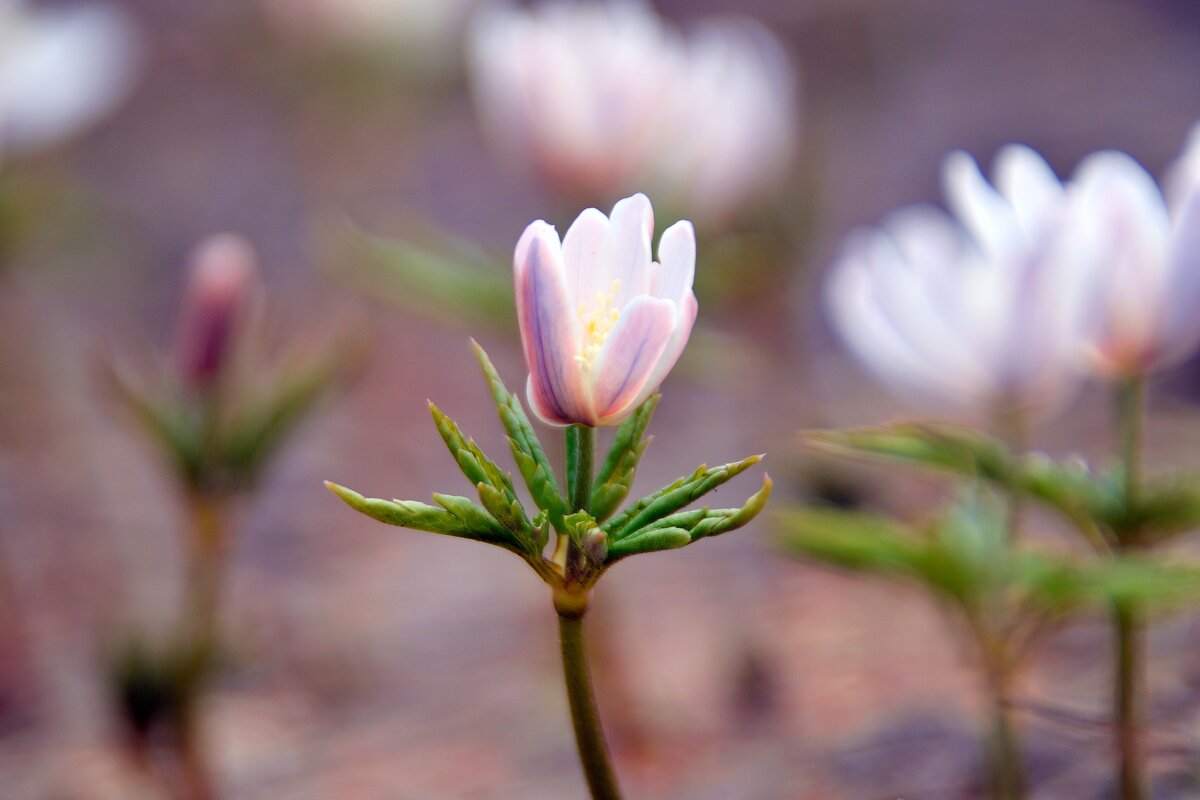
[1070,145,1200,379]
[0,0,138,156]
[468,0,797,225]
[826,145,1092,421]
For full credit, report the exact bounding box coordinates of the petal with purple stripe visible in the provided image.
[591,296,674,423]
[514,221,593,425]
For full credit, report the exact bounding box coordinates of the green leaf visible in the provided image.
[590,395,659,522]
[326,481,518,549]
[428,402,532,542]
[346,228,515,328]
[604,454,763,540]
[606,527,692,561]
[776,506,929,577]
[471,341,566,526]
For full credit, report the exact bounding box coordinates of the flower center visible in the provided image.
[576,280,621,369]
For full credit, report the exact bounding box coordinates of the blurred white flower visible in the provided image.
[1166,121,1200,211]
[826,145,1093,421]
[1069,145,1200,379]
[260,0,480,72]
[468,0,797,225]
[0,0,139,156]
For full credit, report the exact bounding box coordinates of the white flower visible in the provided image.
[826,145,1092,420]
[0,0,138,156]
[1069,144,1200,379]
[515,192,697,427]
[468,0,797,225]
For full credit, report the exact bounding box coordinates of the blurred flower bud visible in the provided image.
[515,193,696,427]
[1069,146,1200,380]
[175,234,258,388]
[826,145,1092,421]
[0,0,139,155]
[468,1,797,225]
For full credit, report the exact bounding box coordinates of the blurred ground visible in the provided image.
[2,0,1200,798]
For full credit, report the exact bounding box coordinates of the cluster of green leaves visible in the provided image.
[809,424,1200,550]
[327,342,771,594]
[106,334,358,496]
[778,423,1200,624]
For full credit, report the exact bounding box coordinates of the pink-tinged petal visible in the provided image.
[591,296,675,423]
[640,289,697,400]
[608,192,654,303]
[561,207,613,310]
[653,220,695,304]
[514,221,594,425]
[1157,188,1200,369]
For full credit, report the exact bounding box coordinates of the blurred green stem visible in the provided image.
[976,623,1025,800]
[1114,603,1145,800]
[558,611,623,800]
[1117,377,1144,509]
[1113,375,1147,800]
[559,423,623,800]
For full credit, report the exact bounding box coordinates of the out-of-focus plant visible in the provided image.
[103,234,356,800]
[794,138,1200,800]
[327,193,770,800]
[335,0,803,341]
[0,0,139,260]
[257,0,481,78]
[469,0,797,228]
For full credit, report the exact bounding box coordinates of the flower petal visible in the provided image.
[993,144,1064,236]
[652,219,696,304]
[640,289,697,400]
[514,221,593,425]
[608,192,654,304]
[591,295,674,423]
[942,150,1021,262]
[561,206,614,311]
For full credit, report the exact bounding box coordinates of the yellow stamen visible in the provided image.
[575,280,621,369]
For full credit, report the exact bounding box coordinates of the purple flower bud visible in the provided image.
[175,234,257,387]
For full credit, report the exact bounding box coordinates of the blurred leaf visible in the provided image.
[222,337,358,486]
[341,225,514,328]
[472,340,566,528]
[590,395,659,522]
[604,454,763,540]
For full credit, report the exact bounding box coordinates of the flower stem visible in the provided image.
[1114,603,1145,800]
[1117,376,1145,508]
[1113,375,1147,800]
[567,424,595,514]
[558,610,624,800]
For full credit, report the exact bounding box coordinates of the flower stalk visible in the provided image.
[1113,375,1147,800]
[559,422,624,800]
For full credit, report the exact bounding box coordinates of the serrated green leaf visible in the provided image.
[605,455,763,540]
[326,481,517,549]
[590,395,659,522]
[472,341,566,525]
[606,527,692,561]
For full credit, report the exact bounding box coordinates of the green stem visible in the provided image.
[1117,376,1145,508]
[1112,375,1147,800]
[985,682,1025,800]
[567,424,595,514]
[558,611,624,800]
[1114,603,1145,800]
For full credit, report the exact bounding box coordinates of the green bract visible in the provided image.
[326,342,771,597]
